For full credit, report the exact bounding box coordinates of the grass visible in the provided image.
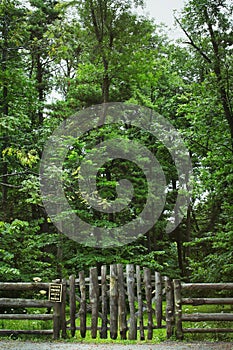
[0,307,53,341]
[0,303,233,343]
[181,304,233,342]
[0,307,167,343]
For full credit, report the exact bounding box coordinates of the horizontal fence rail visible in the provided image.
[174,280,233,339]
[0,281,64,339]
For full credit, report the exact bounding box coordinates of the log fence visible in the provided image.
[0,282,63,339]
[0,265,169,340]
[173,280,233,339]
[0,265,232,341]
[64,264,169,340]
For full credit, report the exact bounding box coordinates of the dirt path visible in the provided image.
[0,341,232,350]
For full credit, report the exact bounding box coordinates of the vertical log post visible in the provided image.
[174,279,183,340]
[155,272,162,328]
[126,264,137,340]
[110,264,118,339]
[53,302,61,340]
[136,265,145,340]
[79,271,86,338]
[60,278,67,338]
[143,267,153,340]
[100,265,108,339]
[69,275,76,337]
[165,276,174,338]
[117,264,127,340]
[89,267,99,339]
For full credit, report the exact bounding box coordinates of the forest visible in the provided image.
[0,0,232,284]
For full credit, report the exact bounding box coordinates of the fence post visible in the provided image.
[60,278,67,338]
[110,264,118,339]
[89,267,99,339]
[117,264,127,340]
[165,276,174,338]
[79,271,86,338]
[155,272,162,328]
[174,279,183,340]
[126,264,137,340]
[53,302,61,340]
[136,265,145,340]
[69,275,76,337]
[143,267,153,340]
[100,265,108,339]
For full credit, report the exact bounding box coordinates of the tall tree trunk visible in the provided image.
[1,16,9,220]
[203,8,233,150]
[36,53,44,125]
[102,56,110,104]
[176,232,184,276]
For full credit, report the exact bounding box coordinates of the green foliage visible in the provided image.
[0,219,58,281]
[0,0,232,287]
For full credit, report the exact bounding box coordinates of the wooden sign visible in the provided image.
[49,283,62,302]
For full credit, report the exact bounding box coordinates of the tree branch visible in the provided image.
[0,171,38,178]
[175,17,212,64]
[0,182,21,189]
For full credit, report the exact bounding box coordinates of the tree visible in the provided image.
[0,0,65,281]
[63,0,153,106]
[173,0,233,281]
[177,0,233,148]
[27,0,60,125]
[0,0,31,220]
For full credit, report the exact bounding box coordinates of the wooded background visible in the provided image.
[0,0,232,284]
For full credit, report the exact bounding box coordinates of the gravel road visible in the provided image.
[0,341,232,350]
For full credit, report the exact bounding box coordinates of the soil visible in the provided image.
[0,341,232,350]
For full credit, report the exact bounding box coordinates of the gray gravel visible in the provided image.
[0,341,232,350]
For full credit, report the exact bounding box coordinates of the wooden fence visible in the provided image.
[0,265,172,340]
[64,264,170,340]
[174,280,233,339]
[0,281,66,339]
[0,265,232,341]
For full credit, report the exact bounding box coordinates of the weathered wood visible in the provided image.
[69,275,76,337]
[72,273,157,284]
[182,298,233,305]
[143,267,153,340]
[183,328,233,333]
[0,283,56,339]
[117,264,127,340]
[110,264,118,340]
[165,276,174,339]
[4,266,233,342]
[155,271,162,328]
[60,278,67,338]
[0,314,53,320]
[100,265,108,339]
[173,280,233,339]
[53,302,61,340]
[89,267,99,339]
[0,282,50,290]
[181,283,233,290]
[173,279,183,340]
[73,276,102,284]
[136,265,145,341]
[182,313,233,321]
[79,271,86,338]
[73,325,162,331]
[0,298,53,308]
[127,264,137,340]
